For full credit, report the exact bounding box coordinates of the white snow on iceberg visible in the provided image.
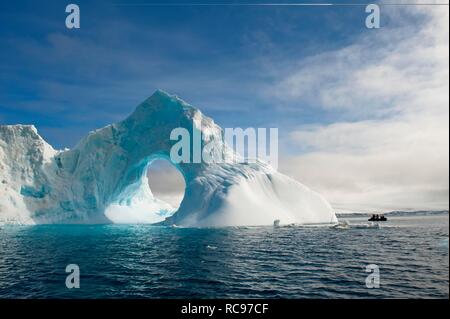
[0,90,337,226]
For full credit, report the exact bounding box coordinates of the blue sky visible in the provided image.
[1,0,371,148]
[1,1,448,211]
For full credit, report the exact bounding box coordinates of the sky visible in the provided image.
[0,0,448,212]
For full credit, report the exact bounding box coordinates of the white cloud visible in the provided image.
[275,6,449,212]
[281,118,449,212]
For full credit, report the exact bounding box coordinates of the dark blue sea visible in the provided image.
[0,213,448,298]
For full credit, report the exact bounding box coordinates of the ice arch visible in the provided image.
[0,90,337,226]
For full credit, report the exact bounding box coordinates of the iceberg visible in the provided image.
[0,90,337,226]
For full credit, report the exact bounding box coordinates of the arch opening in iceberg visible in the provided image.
[147,158,186,210]
[104,154,186,224]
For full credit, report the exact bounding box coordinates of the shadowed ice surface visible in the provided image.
[0,214,448,298]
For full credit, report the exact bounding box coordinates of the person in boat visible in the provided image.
[369,214,387,221]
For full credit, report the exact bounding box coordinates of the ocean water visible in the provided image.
[0,214,448,299]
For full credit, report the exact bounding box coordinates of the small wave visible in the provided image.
[437,238,449,250]
[352,222,380,229]
[331,221,380,230]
